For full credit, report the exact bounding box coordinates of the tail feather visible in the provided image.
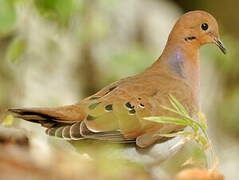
[45,124,83,140]
[8,108,61,121]
[55,127,64,138]
[9,105,85,121]
[8,106,134,143]
[8,105,86,129]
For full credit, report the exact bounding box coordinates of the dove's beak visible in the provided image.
[214,37,227,54]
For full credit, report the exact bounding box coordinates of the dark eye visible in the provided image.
[201,23,208,31]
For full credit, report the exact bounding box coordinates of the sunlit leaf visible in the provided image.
[1,115,14,126]
[160,104,184,116]
[154,131,194,138]
[191,123,200,131]
[169,94,189,116]
[144,116,189,126]
[196,135,209,150]
[197,112,207,131]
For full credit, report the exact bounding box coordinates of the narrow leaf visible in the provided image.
[196,135,209,150]
[160,105,184,117]
[6,37,26,62]
[154,131,195,138]
[144,116,189,126]
[197,112,208,130]
[169,94,189,116]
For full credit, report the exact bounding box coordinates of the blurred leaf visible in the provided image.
[197,112,207,131]
[1,115,14,126]
[0,0,16,34]
[14,0,28,4]
[6,37,26,62]
[104,45,155,80]
[35,0,74,26]
[90,16,110,39]
[196,135,209,150]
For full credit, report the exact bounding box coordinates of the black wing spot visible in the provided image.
[139,103,145,108]
[109,86,117,91]
[14,110,57,121]
[105,86,117,95]
[184,36,196,41]
[88,102,101,110]
[89,96,101,100]
[86,115,97,121]
[125,102,134,109]
[129,109,136,115]
[105,104,113,111]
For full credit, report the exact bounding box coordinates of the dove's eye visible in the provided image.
[201,23,208,31]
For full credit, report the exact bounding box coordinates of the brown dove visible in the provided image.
[9,10,226,148]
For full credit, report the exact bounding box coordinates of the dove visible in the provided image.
[9,10,226,149]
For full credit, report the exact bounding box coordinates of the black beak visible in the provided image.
[214,37,227,54]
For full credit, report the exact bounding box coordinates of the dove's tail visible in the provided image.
[8,107,133,142]
[8,106,88,139]
[8,105,86,128]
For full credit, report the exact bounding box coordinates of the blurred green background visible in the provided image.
[0,0,238,179]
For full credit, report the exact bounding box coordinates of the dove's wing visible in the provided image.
[9,72,195,147]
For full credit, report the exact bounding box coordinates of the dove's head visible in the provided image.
[168,10,226,54]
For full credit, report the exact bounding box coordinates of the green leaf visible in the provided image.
[149,94,212,167]
[6,37,26,62]
[144,116,189,126]
[159,96,207,134]
[0,0,16,34]
[197,112,207,131]
[155,131,195,138]
[196,135,209,149]
[169,94,189,116]
[160,105,184,116]
[35,0,74,26]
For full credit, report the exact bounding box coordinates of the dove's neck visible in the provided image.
[146,39,200,100]
[162,40,200,79]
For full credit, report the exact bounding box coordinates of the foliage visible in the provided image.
[6,37,26,62]
[145,95,214,168]
[0,0,16,35]
[34,0,74,26]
